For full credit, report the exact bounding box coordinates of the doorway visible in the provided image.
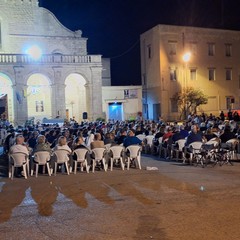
[108,102,123,121]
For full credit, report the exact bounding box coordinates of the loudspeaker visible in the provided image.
[231,98,235,103]
[83,112,88,119]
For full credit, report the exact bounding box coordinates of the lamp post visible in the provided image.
[70,101,75,118]
[182,52,191,119]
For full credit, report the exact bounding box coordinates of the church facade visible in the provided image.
[0,0,109,125]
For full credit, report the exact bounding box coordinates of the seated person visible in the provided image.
[9,134,30,177]
[115,128,127,145]
[184,125,204,160]
[53,136,72,171]
[123,129,143,167]
[72,135,92,167]
[104,132,117,146]
[90,133,106,169]
[220,125,236,143]
[123,129,143,148]
[32,134,53,173]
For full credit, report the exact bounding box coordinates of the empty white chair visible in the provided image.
[8,152,29,180]
[52,149,70,175]
[72,148,90,174]
[109,145,125,171]
[91,148,107,173]
[171,139,186,161]
[188,142,203,165]
[226,138,239,161]
[126,145,142,170]
[31,151,52,177]
[144,135,155,154]
[159,137,169,159]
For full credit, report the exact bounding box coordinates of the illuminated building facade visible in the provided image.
[141,24,240,121]
[0,0,104,125]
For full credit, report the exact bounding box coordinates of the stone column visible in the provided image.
[13,66,28,126]
[52,67,66,119]
[90,66,103,120]
[85,83,93,121]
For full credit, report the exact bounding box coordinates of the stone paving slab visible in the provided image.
[0,154,240,239]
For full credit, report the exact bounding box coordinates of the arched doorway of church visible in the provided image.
[0,73,14,124]
[26,74,52,123]
[65,74,87,122]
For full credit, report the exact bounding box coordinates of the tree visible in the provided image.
[173,87,208,119]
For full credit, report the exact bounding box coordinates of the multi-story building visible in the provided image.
[140,24,240,121]
[0,0,142,125]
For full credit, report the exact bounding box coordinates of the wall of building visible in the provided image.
[0,0,87,55]
[102,86,142,121]
[0,0,104,125]
[141,24,240,121]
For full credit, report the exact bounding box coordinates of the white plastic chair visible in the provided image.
[31,151,52,177]
[72,148,90,174]
[136,134,145,141]
[52,149,70,175]
[104,143,112,152]
[188,142,203,165]
[171,139,186,161]
[144,135,155,154]
[8,152,29,180]
[159,137,169,159]
[109,145,125,171]
[126,145,142,170]
[91,148,107,173]
[226,138,239,161]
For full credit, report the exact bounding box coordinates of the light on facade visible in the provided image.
[26,45,42,60]
[182,52,191,63]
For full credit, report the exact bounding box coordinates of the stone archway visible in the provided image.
[65,74,87,122]
[27,74,52,122]
[0,73,14,123]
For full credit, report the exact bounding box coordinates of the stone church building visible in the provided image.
[0,0,142,125]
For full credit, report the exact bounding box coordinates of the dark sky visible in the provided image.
[40,0,240,86]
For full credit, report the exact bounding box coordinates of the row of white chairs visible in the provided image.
[8,145,142,180]
[164,137,239,167]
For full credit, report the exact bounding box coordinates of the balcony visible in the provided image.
[0,54,101,64]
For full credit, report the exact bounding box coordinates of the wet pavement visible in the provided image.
[1,154,240,239]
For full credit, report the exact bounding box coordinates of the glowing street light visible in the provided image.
[26,45,42,61]
[182,52,191,63]
[182,52,191,119]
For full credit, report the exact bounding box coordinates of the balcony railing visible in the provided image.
[0,54,101,64]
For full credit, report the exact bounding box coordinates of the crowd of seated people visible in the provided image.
[2,110,240,176]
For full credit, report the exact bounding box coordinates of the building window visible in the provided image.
[190,69,197,80]
[170,69,177,81]
[226,96,234,110]
[226,69,232,80]
[208,68,215,81]
[190,42,197,55]
[171,98,178,112]
[147,45,152,59]
[208,43,215,56]
[168,42,177,55]
[225,44,232,57]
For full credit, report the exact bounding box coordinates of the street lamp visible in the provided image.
[182,52,191,63]
[182,52,191,119]
[70,101,75,118]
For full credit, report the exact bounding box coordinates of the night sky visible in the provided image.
[39,0,240,86]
